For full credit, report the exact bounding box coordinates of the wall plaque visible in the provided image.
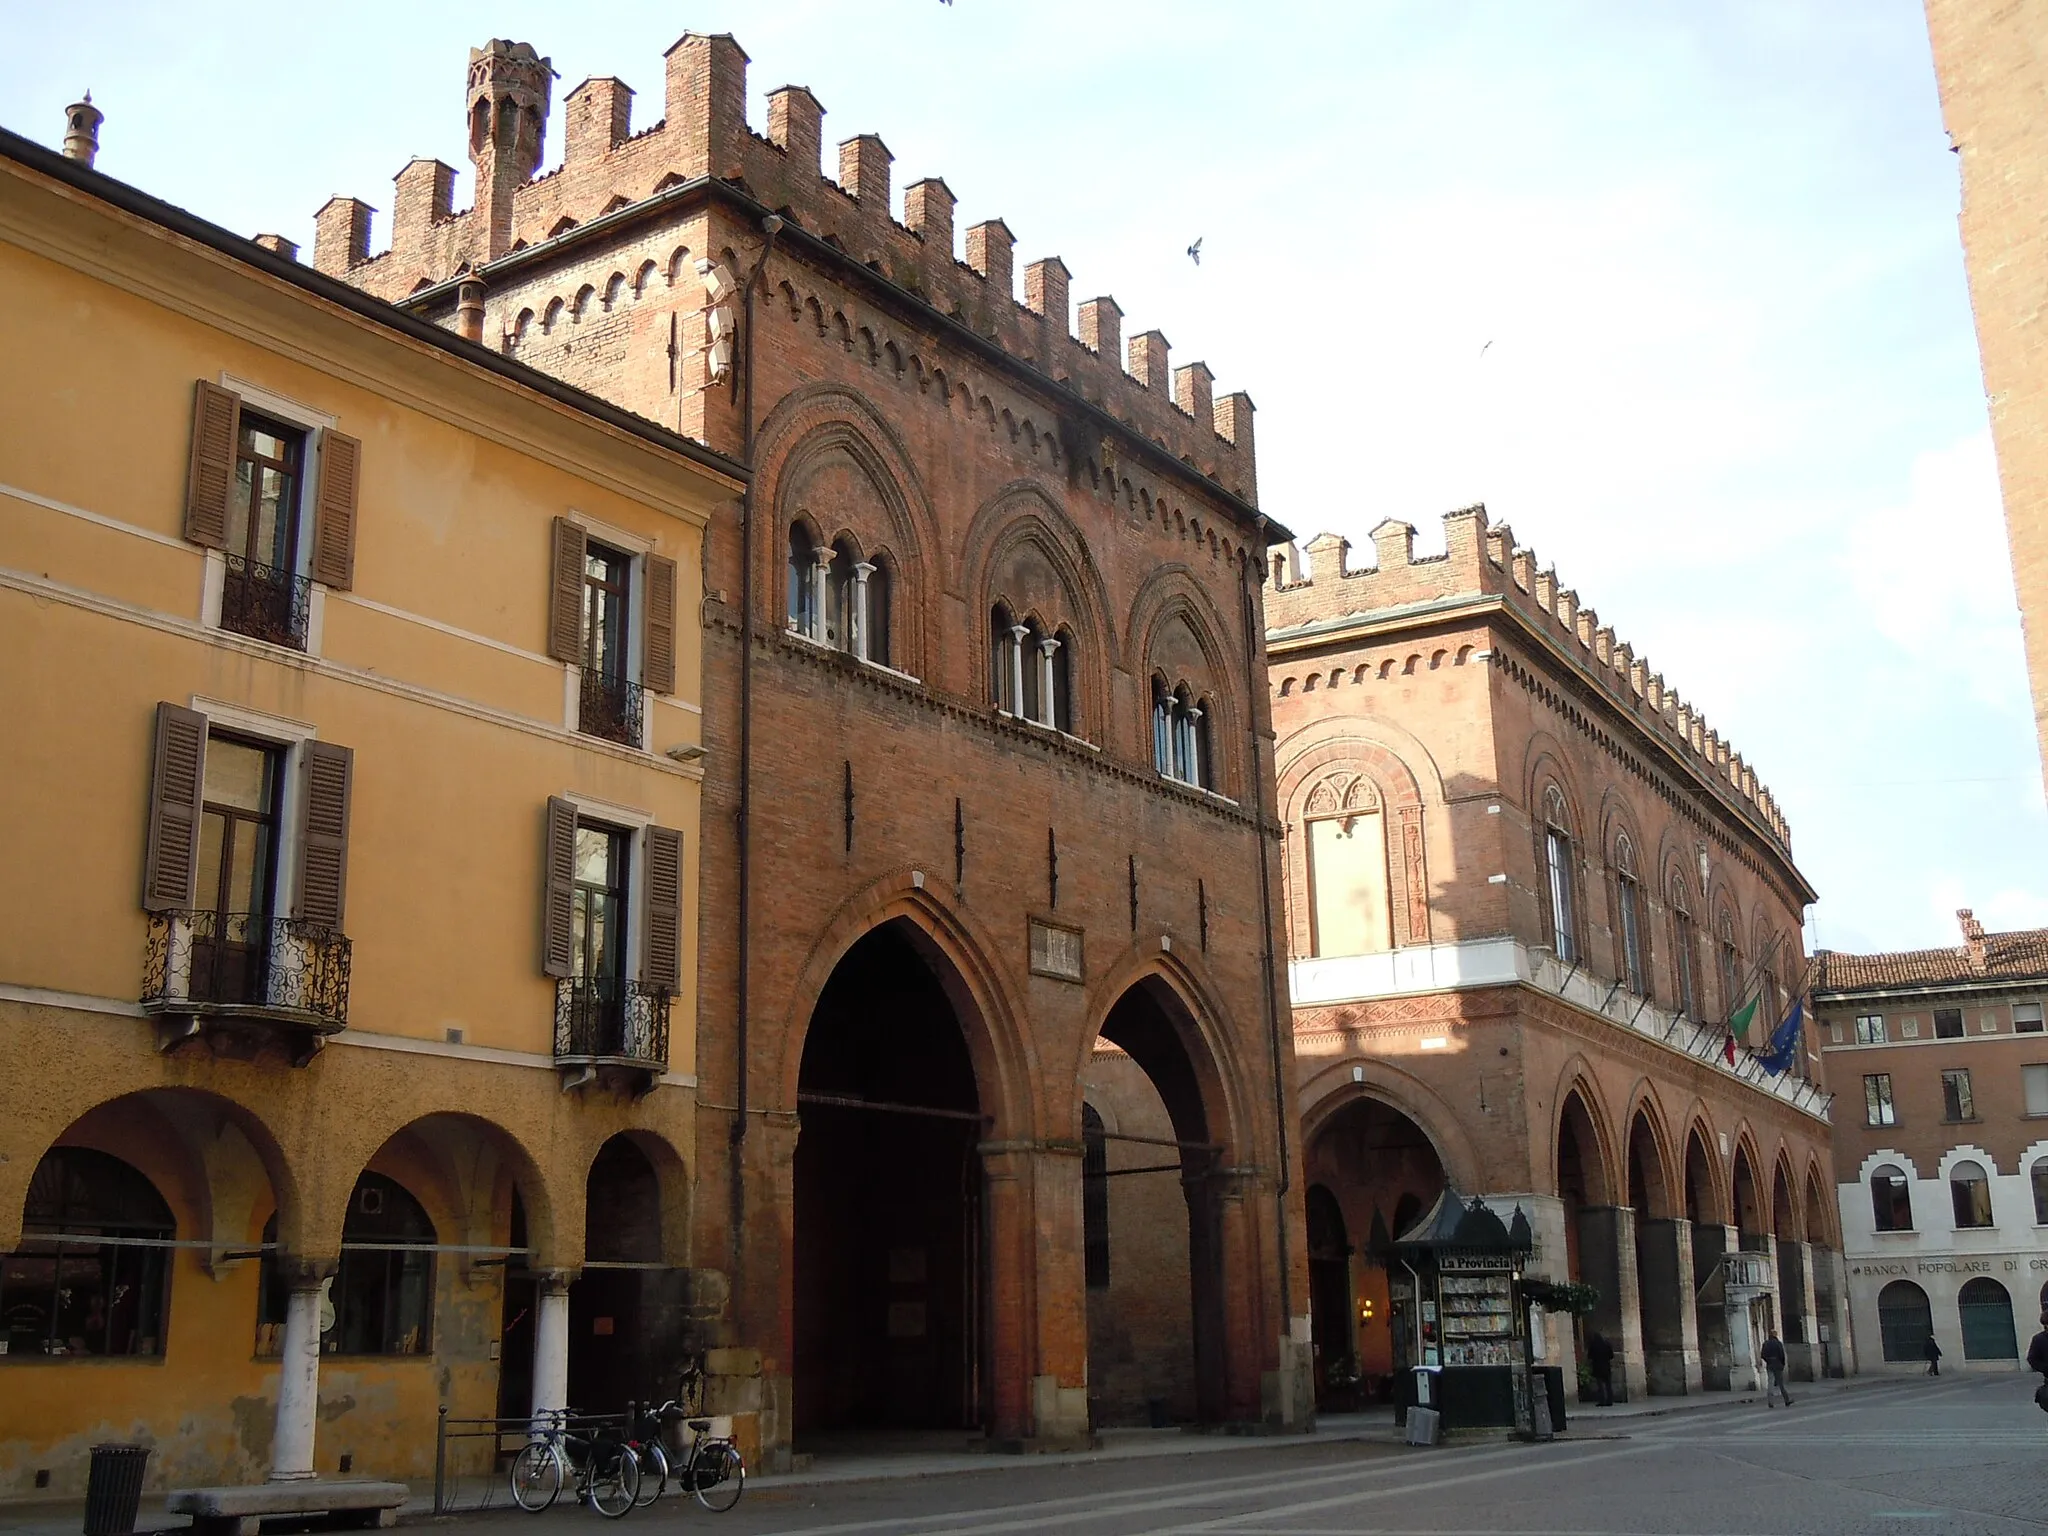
[1030,919,1084,982]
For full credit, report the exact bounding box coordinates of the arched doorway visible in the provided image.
[1304,1095,1445,1401]
[1731,1148,1764,1250]
[793,922,986,1435]
[1305,1186,1352,1408]
[1089,977,1237,1424]
[1627,1113,1686,1394]
[1770,1161,1807,1370]
[573,1135,687,1414]
[1683,1129,1731,1388]
[1878,1279,1933,1363]
[1959,1277,2018,1360]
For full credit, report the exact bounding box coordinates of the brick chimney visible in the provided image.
[838,133,892,211]
[565,77,634,162]
[1024,257,1070,335]
[62,93,103,167]
[313,197,375,274]
[965,219,1014,299]
[1959,908,1988,972]
[1079,296,1121,359]
[904,178,954,258]
[767,86,824,176]
[1128,330,1169,391]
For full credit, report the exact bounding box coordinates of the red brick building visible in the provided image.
[314,33,1310,1456]
[1262,511,1845,1403]
[1922,1,2048,787]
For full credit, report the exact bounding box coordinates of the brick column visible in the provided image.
[981,1142,1089,1446]
[1784,1241,1821,1381]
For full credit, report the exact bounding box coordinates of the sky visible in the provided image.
[3,0,2040,957]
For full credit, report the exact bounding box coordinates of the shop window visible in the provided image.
[330,1173,435,1355]
[1949,1160,1993,1229]
[1,1148,173,1358]
[1863,1073,1896,1128]
[1870,1163,1912,1232]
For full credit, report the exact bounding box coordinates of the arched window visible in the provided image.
[864,557,891,667]
[1540,787,1576,964]
[787,523,820,639]
[633,260,658,297]
[1304,773,1392,958]
[1614,834,1646,995]
[1081,1104,1109,1289]
[1950,1159,1993,1228]
[991,604,1022,712]
[1870,1163,1912,1232]
[825,537,858,651]
[601,272,625,311]
[1958,1276,2018,1359]
[1877,1279,1933,1362]
[1669,880,1699,1019]
[511,308,534,346]
[1050,627,1075,733]
[542,297,565,334]
[3,1147,172,1358]
[1019,618,1046,724]
[1153,683,1211,788]
[330,1172,435,1355]
[1718,911,1743,1026]
[2032,1159,2048,1226]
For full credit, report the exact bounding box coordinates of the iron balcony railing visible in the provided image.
[220,555,313,650]
[142,910,351,1031]
[578,669,644,747]
[554,975,670,1069]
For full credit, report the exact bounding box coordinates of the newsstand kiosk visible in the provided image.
[1387,1188,1536,1437]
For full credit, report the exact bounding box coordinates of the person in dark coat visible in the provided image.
[1760,1328,1793,1406]
[2027,1309,2048,1381]
[1923,1333,1942,1377]
[1586,1330,1616,1407]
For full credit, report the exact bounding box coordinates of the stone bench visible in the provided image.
[166,1480,409,1536]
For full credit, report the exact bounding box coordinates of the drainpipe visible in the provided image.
[1239,525,1292,1330]
[730,213,783,1284]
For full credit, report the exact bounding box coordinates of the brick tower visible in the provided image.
[467,39,552,264]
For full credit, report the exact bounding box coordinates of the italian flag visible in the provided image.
[1724,995,1758,1066]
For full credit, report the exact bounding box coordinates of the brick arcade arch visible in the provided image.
[1300,1092,1448,1405]
[792,920,991,1436]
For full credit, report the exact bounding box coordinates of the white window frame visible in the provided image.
[563,791,654,987]
[557,514,652,752]
[2015,1002,2044,1034]
[206,375,341,656]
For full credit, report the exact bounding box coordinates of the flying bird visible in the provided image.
[1480,339,1494,356]
[1187,237,1203,266]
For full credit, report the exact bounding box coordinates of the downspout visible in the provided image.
[730,214,782,1283]
[1239,526,1292,1331]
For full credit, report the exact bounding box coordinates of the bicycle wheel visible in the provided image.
[587,1443,640,1519]
[508,1441,563,1513]
[690,1442,744,1514]
[631,1439,667,1507]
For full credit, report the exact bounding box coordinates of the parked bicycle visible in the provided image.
[509,1409,640,1518]
[630,1367,743,1513]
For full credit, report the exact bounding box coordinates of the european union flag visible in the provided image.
[1757,999,1804,1076]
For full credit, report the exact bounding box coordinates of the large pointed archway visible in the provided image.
[793,920,988,1436]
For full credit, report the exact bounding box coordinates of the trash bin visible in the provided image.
[83,1444,151,1536]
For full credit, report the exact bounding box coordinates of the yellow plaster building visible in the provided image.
[0,124,743,1494]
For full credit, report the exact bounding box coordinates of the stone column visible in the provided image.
[1825,1248,1857,1377]
[269,1262,334,1481]
[1784,1241,1820,1381]
[1036,635,1061,726]
[851,561,874,659]
[1576,1205,1645,1401]
[1636,1217,1702,1394]
[1691,1223,1735,1389]
[530,1271,576,1430]
[810,546,835,642]
[1007,625,1029,715]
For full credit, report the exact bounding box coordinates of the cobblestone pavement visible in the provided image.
[444,1374,2044,1536]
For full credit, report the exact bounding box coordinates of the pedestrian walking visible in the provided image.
[1923,1334,1942,1377]
[1586,1330,1615,1407]
[1760,1328,1793,1407]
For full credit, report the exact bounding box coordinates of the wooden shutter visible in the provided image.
[542,796,578,977]
[184,381,239,549]
[642,825,683,990]
[644,553,677,695]
[143,702,208,911]
[293,742,354,931]
[311,431,362,590]
[547,518,588,663]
